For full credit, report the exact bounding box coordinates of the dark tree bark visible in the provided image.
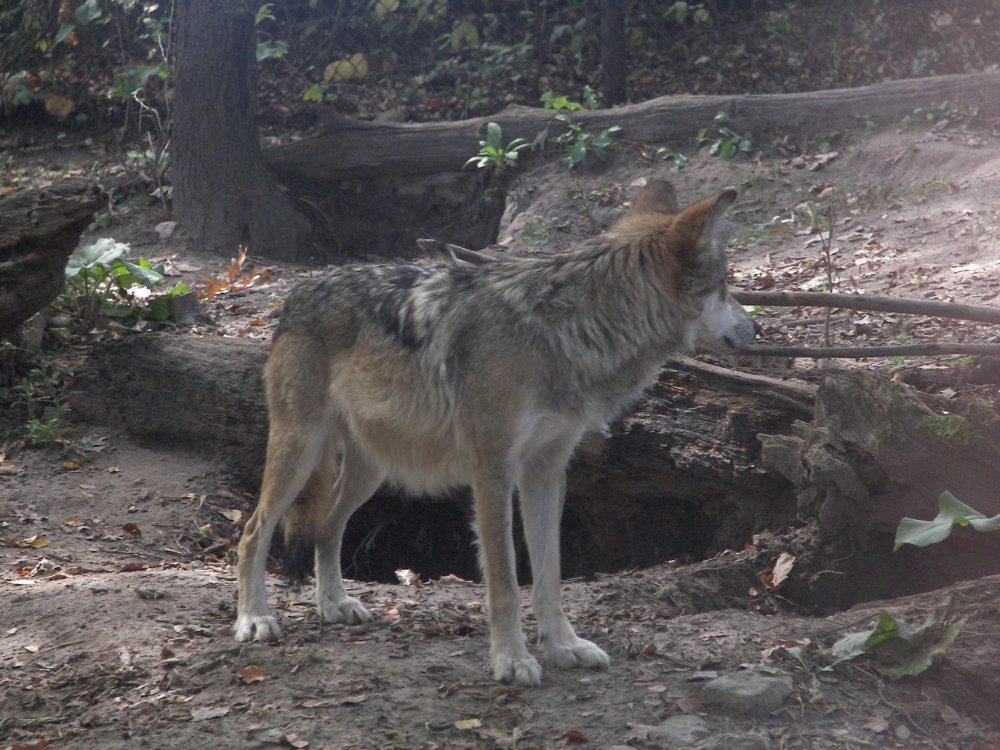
[0,178,99,339]
[600,0,627,106]
[172,0,313,261]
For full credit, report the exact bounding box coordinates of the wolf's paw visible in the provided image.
[543,636,610,671]
[492,650,543,687]
[234,614,282,642]
[318,595,371,625]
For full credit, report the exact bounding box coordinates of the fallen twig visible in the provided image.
[744,343,1000,359]
[733,290,1000,325]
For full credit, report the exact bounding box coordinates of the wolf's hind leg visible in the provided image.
[236,423,326,642]
[314,436,384,624]
[519,454,610,672]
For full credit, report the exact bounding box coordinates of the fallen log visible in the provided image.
[760,369,1000,607]
[69,333,1000,608]
[265,73,1000,182]
[69,332,802,570]
[0,178,100,339]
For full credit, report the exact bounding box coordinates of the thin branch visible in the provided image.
[733,290,1000,325]
[744,343,1000,359]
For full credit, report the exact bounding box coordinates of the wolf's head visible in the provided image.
[615,180,757,353]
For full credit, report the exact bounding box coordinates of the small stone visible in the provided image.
[626,715,710,747]
[155,220,177,241]
[696,732,772,750]
[702,670,794,715]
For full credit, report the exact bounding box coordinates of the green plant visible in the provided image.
[550,113,622,169]
[16,367,73,449]
[894,491,1000,550]
[59,238,190,327]
[464,122,530,173]
[654,146,689,171]
[831,606,963,679]
[900,100,980,132]
[254,3,289,62]
[541,85,598,112]
[696,111,751,159]
[664,1,712,24]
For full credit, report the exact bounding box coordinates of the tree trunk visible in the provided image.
[600,0,627,106]
[265,72,1000,182]
[172,0,313,261]
[0,178,99,339]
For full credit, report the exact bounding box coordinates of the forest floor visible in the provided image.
[4,104,1000,750]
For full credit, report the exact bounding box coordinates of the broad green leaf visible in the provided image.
[121,259,165,288]
[831,610,899,662]
[256,39,288,63]
[831,604,962,678]
[74,0,103,24]
[302,84,324,103]
[324,53,368,82]
[53,23,76,46]
[67,239,129,278]
[879,619,964,679]
[894,491,1000,551]
[146,296,170,321]
[165,281,191,298]
[110,64,162,96]
[372,0,399,18]
[448,20,479,50]
[485,121,502,150]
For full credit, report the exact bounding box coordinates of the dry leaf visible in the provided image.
[342,693,368,705]
[300,697,339,708]
[454,718,481,730]
[122,523,142,537]
[239,664,266,684]
[284,733,309,749]
[190,705,230,721]
[768,552,796,590]
[395,568,421,586]
[23,534,49,548]
[437,573,473,586]
[24,644,40,653]
[45,94,75,119]
[220,508,242,523]
[561,729,588,743]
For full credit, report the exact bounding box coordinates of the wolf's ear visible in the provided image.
[629,180,679,216]
[680,187,737,248]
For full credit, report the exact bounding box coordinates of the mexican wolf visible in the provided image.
[234,180,756,686]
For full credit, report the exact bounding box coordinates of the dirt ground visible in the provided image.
[3,117,1000,750]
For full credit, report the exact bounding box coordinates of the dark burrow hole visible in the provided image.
[334,491,715,585]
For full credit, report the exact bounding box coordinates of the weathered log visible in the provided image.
[0,178,100,339]
[69,332,803,557]
[70,333,1000,606]
[760,369,1000,605]
[265,73,1000,182]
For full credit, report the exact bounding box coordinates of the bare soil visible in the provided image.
[3,120,1000,749]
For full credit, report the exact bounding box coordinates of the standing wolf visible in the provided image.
[235,180,756,686]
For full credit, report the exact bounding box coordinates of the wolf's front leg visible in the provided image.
[235,508,284,642]
[519,462,610,671]
[474,472,543,687]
